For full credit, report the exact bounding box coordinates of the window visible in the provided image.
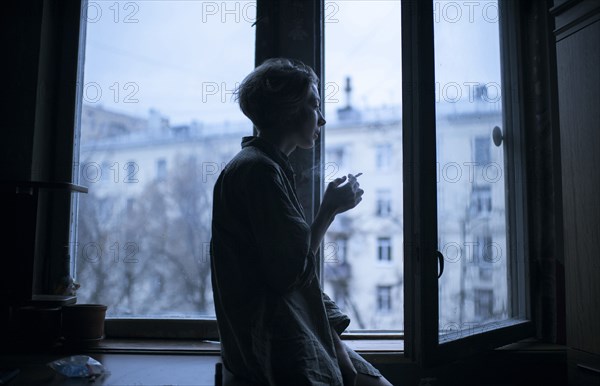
[334,237,348,264]
[324,235,348,265]
[156,158,167,181]
[479,265,493,281]
[376,285,393,313]
[434,0,511,339]
[472,84,489,102]
[474,289,494,320]
[326,146,346,170]
[474,136,491,165]
[473,235,493,264]
[377,237,392,263]
[323,0,402,332]
[376,189,392,216]
[375,143,393,170]
[324,235,350,314]
[333,285,346,310]
[475,235,494,281]
[57,0,536,358]
[470,185,492,216]
[404,0,532,365]
[72,1,256,321]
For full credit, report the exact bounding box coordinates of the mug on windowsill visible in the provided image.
[61,304,107,345]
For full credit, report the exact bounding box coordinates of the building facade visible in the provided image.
[75,84,506,332]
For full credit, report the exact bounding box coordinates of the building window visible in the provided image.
[156,158,167,180]
[479,266,493,281]
[375,143,393,170]
[335,237,348,264]
[326,236,348,264]
[474,289,494,319]
[376,189,392,217]
[377,285,393,312]
[326,146,346,170]
[333,286,346,310]
[472,84,488,102]
[474,136,491,165]
[470,185,492,216]
[377,237,392,262]
[473,235,493,264]
[476,234,494,280]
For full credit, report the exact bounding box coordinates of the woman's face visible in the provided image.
[290,83,326,149]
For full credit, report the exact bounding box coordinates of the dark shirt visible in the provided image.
[210,135,382,385]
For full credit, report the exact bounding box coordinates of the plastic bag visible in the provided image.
[47,355,105,378]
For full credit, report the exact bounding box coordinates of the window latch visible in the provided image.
[436,250,444,279]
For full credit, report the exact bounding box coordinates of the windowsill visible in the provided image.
[83,337,406,364]
[0,337,566,385]
[82,335,562,352]
[74,336,566,363]
[2,336,564,364]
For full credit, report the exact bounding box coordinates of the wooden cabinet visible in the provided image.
[551,0,600,384]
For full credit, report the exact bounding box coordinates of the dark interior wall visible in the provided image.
[1,0,83,307]
[1,2,47,311]
[2,2,44,180]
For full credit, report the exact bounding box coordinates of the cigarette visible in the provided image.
[354,173,363,178]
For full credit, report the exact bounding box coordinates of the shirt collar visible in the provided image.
[241,136,296,181]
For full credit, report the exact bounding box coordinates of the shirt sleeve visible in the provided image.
[243,162,318,294]
[322,291,351,335]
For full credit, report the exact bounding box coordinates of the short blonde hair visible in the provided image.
[234,58,319,134]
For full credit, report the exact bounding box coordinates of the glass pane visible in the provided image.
[323,1,402,331]
[72,1,256,317]
[433,0,509,341]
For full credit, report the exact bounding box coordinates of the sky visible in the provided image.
[82,0,501,126]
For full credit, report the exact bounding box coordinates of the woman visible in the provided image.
[210,58,394,386]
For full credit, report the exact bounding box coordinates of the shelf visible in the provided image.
[0,181,88,193]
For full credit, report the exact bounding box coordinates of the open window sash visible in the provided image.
[402,0,534,367]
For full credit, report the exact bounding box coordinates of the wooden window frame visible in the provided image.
[38,1,562,364]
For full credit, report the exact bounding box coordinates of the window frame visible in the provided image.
[401,0,535,367]
[58,0,543,355]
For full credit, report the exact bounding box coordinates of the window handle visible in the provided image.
[492,126,503,147]
[436,250,444,279]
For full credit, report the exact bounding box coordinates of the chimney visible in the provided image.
[337,76,361,122]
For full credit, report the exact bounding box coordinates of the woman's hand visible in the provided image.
[321,174,364,216]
